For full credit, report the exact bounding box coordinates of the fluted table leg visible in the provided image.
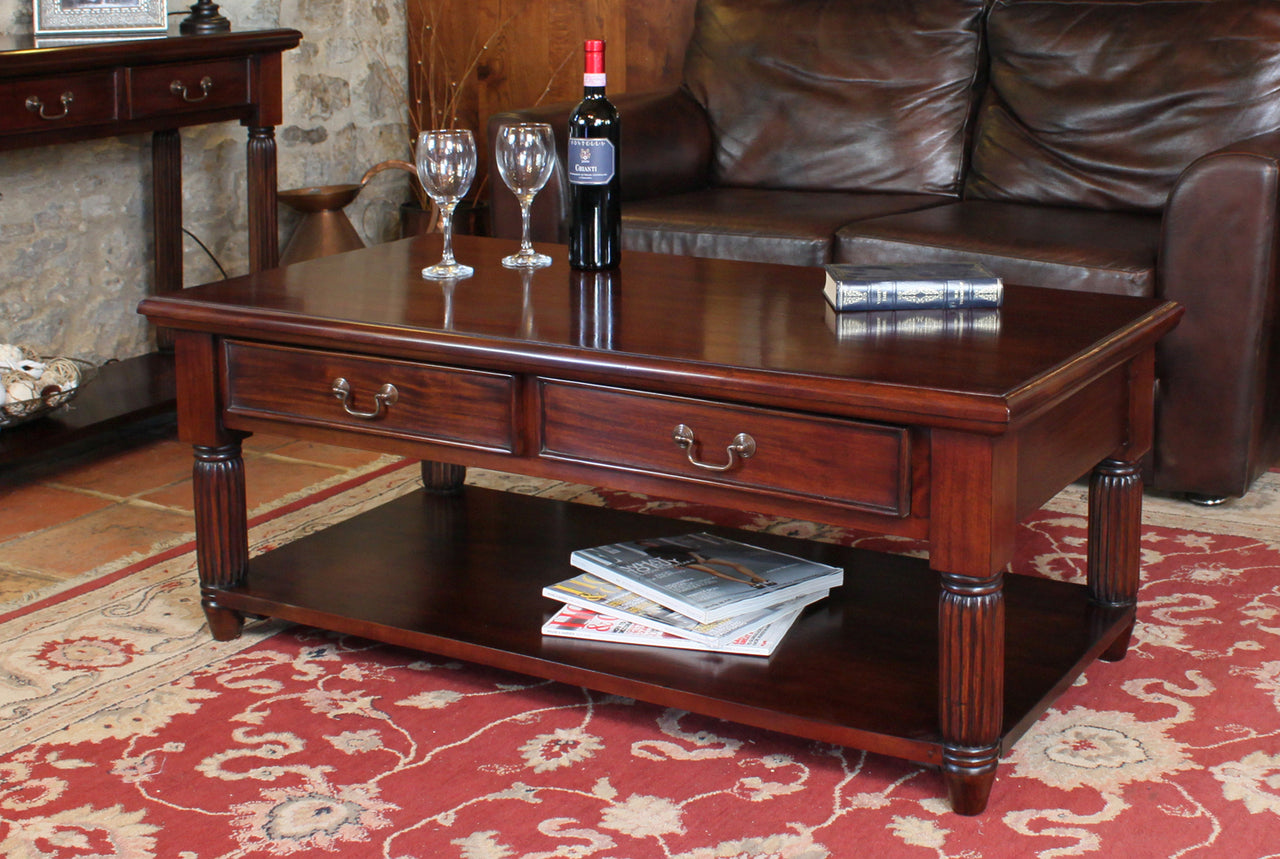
[1088,457,1143,661]
[246,125,279,271]
[939,569,1005,815]
[193,440,248,640]
[421,461,467,494]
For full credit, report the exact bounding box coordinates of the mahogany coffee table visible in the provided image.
[138,234,1182,815]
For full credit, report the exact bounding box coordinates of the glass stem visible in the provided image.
[519,196,534,254]
[439,200,458,265]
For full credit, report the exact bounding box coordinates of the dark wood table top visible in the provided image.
[139,233,1183,432]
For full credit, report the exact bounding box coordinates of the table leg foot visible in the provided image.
[202,595,245,641]
[943,745,1000,815]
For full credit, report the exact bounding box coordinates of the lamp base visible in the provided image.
[179,0,232,35]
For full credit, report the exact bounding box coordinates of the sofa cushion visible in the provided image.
[968,0,1280,212]
[835,200,1162,297]
[681,0,987,196]
[623,188,951,266]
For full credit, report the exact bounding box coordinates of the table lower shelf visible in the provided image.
[0,352,176,466]
[216,485,1131,767]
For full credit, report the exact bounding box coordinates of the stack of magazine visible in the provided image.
[541,532,844,657]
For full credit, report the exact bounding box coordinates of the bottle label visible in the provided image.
[568,138,615,185]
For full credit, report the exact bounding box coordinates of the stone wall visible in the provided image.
[0,0,411,363]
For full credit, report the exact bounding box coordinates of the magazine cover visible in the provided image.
[543,572,827,646]
[569,532,843,623]
[540,603,804,656]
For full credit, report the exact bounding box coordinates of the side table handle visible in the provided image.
[672,424,756,472]
[25,91,73,120]
[331,378,398,420]
[170,76,214,103]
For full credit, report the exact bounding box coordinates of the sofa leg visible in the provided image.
[1185,492,1230,506]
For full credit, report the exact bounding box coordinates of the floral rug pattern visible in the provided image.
[2,466,1279,858]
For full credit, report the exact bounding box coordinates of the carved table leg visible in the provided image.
[194,441,248,640]
[151,128,182,350]
[421,461,466,494]
[246,125,279,271]
[939,570,1006,815]
[1088,457,1143,662]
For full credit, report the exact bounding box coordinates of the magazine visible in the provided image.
[569,532,843,624]
[543,571,827,646]
[541,603,804,656]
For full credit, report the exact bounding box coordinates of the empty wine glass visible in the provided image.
[416,129,477,279]
[495,123,557,268]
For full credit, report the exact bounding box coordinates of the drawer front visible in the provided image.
[129,59,250,118]
[539,381,911,516]
[224,342,516,452]
[0,72,118,134]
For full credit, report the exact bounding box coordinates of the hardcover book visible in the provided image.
[543,571,827,646]
[540,603,805,656]
[569,532,844,624]
[823,262,1003,311]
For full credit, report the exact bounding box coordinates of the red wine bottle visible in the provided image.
[568,39,621,270]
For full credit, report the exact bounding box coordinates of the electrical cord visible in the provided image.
[181,227,228,279]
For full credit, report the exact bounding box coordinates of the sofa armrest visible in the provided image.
[487,87,712,243]
[1156,128,1280,495]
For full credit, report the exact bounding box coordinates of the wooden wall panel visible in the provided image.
[407,0,696,201]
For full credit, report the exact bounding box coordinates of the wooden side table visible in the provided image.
[0,27,301,465]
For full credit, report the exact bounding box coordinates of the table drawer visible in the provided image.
[129,59,250,118]
[0,72,118,134]
[224,342,516,452]
[539,381,912,516]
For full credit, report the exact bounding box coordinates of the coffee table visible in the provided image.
[138,233,1182,815]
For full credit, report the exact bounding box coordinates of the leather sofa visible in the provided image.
[488,0,1280,502]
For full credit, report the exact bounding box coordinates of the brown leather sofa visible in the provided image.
[489,0,1280,502]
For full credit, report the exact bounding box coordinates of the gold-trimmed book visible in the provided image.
[823,262,1003,311]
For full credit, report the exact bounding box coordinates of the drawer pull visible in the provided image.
[331,378,398,420]
[25,92,73,120]
[672,424,756,472]
[170,76,214,103]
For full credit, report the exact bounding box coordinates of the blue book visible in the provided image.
[823,262,1003,311]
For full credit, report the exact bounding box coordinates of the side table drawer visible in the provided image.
[0,72,118,134]
[539,380,912,516]
[224,342,516,452]
[129,59,250,117]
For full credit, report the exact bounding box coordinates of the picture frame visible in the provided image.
[33,0,168,40]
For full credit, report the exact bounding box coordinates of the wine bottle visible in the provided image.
[568,39,621,270]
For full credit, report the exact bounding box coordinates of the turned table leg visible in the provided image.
[421,461,466,494]
[246,125,279,272]
[939,569,1005,815]
[1088,457,1143,661]
[193,440,248,640]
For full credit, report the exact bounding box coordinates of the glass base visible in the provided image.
[501,250,553,269]
[422,261,474,280]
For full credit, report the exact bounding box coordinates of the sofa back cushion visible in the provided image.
[967,0,1280,212]
[682,0,987,196]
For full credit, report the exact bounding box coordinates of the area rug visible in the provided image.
[2,464,1279,858]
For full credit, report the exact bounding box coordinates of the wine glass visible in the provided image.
[495,123,557,268]
[415,129,478,279]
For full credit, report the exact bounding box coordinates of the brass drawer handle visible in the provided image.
[331,378,398,420]
[672,424,756,472]
[170,76,214,103]
[25,91,73,120]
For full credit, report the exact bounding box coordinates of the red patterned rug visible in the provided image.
[2,463,1279,858]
